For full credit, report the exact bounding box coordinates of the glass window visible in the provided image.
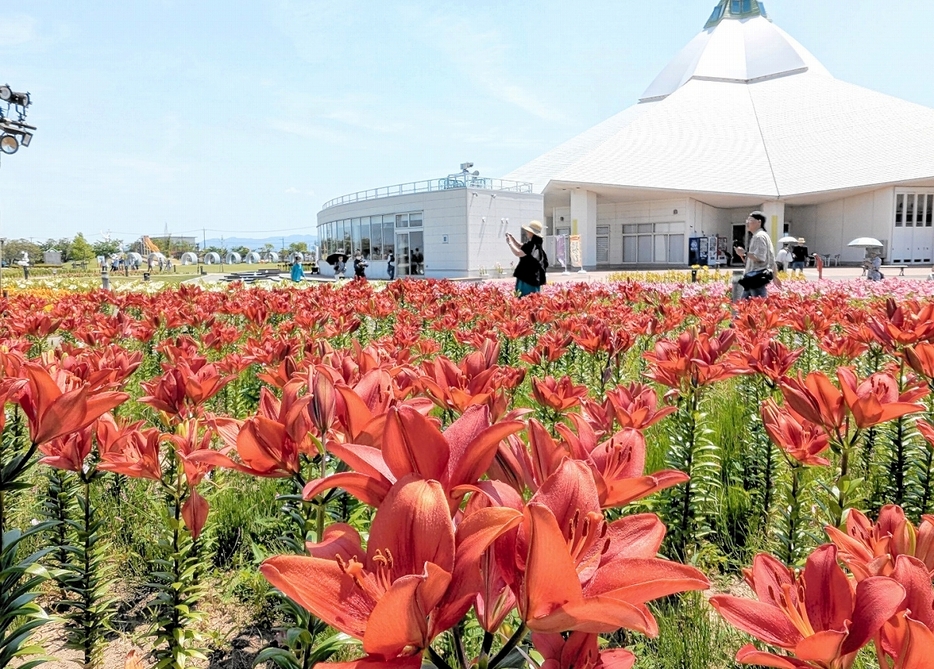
[927,195,933,226]
[623,236,637,263]
[707,4,723,24]
[342,220,351,251]
[896,194,904,226]
[638,235,653,263]
[743,0,752,12]
[731,0,741,13]
[623,225,637,234]
[759,2,767,18]
[370,219,382,258]
[409,212,423,227]
[669,235,685,263]
[361,218,371,258]
[906,195,916,227]
[382,216,394,257]
[396,213,408,229]
[655,236,667,262]
[638,224,653,233]
[351,218,361,252]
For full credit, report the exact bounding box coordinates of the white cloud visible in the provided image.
[0,15,36,46]
[398,6,564,123]
[284,187,300,194]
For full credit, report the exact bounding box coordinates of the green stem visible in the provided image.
[488,624,528,669]
[835,447,850,528]
[452,623,468,669]
[82,477,93,668]
[428,646,455,669]
[316,450,327,542]
[785,464,802,565]
[677,391,698,558]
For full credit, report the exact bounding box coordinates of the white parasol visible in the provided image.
[847,237,884,248]
[778,236,798,244]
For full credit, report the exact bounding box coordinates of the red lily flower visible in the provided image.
[193,414,296,478]
[837,367,926,429]
[905,342,934,381]
[303,404,523,510]
[644,328,737,391]
[97,423,164,481]
[556,416,688,508]
[875,556,934,666]
[260,475,521,665]
[779,371,847,441]
[38,425,94,472]
[710,545,905,669]
[18,362,129,445]
[825,505,934,580]
[761,399,831,467]
[139,361,234,420]
[531,376,589,413]
[521,460,709,634]
[532,632,635,669]
[604,383,676,431]
[735,339,803,385]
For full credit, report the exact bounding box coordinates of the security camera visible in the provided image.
[460,162,474,171]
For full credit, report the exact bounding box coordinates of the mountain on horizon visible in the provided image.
[201,233,317,251]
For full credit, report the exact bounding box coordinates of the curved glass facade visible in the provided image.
[318,211,423,261]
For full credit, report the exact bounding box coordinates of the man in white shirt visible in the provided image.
[733,211,781,299]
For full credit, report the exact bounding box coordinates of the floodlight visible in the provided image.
[471,170,479,176]
[460,162,474,171]
[0,134,19,155]
[0,86,30,107]
[20,131,31,147]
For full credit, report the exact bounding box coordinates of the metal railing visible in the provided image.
[322,177,534,210]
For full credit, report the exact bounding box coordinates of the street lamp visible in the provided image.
[0,83,36,294]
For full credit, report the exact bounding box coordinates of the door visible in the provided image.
[396,232,411,277]
[731,224,745,265]
[596,225,610,265]
[893,193,934,263]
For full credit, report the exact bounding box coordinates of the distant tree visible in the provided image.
[70,233,95,262]
[93,239,123,257]
[262,243,274,254]
[234,246,251,257]
[287,242,309,254]
[2,239,42,265]
[148,236,196,255]
[204,245,225,256]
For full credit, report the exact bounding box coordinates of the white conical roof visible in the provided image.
[640,15,830,102]
[505,6,934,200]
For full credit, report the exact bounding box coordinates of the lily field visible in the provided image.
[3,276,934,669]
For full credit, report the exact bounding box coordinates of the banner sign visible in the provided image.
[569,235,582,268]
[556,235,567,267]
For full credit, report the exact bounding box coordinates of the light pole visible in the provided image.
[0,83,37,295]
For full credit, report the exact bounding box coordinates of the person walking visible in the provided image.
[387,251,395,280]
[505,220,549,297]
[290,258,305,282]
[353,250,368,280]
[734,211,781,299]
[790,238,808,275]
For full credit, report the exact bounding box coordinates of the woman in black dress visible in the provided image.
[505,220,548,297]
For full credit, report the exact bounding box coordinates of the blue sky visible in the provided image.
[1,1,932,244]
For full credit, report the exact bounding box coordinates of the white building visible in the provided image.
[316,170,540,279]
[318,0,934,271]
[506,0,934,267]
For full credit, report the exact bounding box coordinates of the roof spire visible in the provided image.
[704,0,769,29]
